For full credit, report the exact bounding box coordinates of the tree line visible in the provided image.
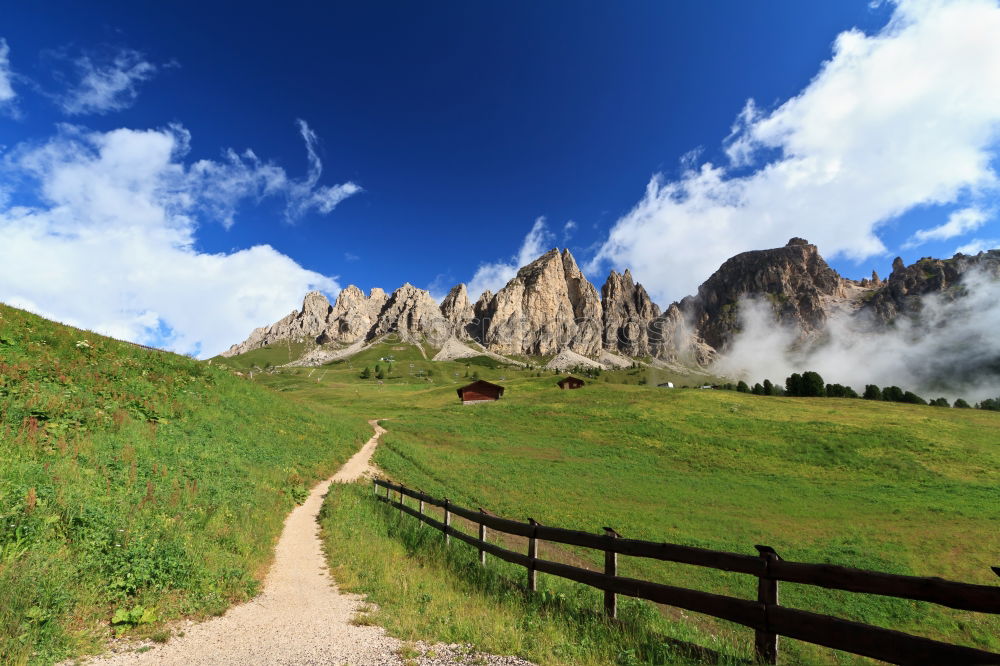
[726,371,997,410]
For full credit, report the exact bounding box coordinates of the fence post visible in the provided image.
[398,483,405,506]
[418,493,425,527]
[444,498,451,546]
[478,509,488,565]
[754,545,780,665]
[372,478,377,497]
[528,518,539,592]
[603,527,619,619]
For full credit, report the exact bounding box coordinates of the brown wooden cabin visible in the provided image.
[456,380,505,404]
[557,376,585,390]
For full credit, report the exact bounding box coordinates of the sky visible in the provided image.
[2,0,1000,357]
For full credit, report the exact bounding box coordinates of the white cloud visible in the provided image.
[903,207,990,248]
[284,119,361,221]
[562,219,577,243]
[60,48,157,115]
[466,217,553,299]
[0,38,16,110]
[955,238,999,255]
[0,122,359,357]
[590,0,1000,305]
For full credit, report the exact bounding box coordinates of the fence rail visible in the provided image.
[372,478,1000,665]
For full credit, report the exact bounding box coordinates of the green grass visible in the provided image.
[318,377,1000,664]
[321,483,744,666]
[6,316,999,666]
[0,305,370,664]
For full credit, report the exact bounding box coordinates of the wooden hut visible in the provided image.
[557,376,585,390]
[456,380,505,404]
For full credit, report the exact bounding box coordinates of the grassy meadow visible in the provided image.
[0,305,370,664]
[262,340,1000,664]
[4,319,998,666]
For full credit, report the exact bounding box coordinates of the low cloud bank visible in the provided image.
[712,270,1000,401]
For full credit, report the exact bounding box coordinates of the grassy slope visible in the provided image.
[0,305,370,665]
[298,359,999,664]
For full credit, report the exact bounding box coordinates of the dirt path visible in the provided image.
[85,420,531,666]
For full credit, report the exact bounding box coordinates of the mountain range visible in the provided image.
[222,238,1000,384]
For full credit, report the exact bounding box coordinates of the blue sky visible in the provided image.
[2,0,1000,356]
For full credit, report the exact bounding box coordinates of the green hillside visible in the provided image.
[0,305,369,664]
[5,320,998,665]
[310,365,1000,663]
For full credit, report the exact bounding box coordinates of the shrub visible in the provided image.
[954,398,971,408]
[929,397,950,408]
[736,380,750,393]
[901,391,927,405]
[751,383,765,395]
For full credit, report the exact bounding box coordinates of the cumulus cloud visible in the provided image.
[0,38,16,110]
[904,207,990,248]
[466,217,553,299]
[0,122,359,357]
[59,48,158,115]
[590,0,1000,305]
[712,267,1000,401]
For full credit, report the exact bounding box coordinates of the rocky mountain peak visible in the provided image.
[864,251,1000,324]
[680,240,848,350]
[440,283,474,337]
[368,283,442,342]
[319,284,386,345]
[601,269,661,357]
[475,248,603,356]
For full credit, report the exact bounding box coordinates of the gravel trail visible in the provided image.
[83,420,532,666]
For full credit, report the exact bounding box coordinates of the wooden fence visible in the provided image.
[372,478,1000,665]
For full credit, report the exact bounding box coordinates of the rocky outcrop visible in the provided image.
[676,238,850,352]
[222,292,332,357]
[368,284,447,342]
[601,269,661,357]
[648,303,717,366]
[863,251,1000,324]
[318,286,387,345]
[474,249,603,356]
[440,284,474,338]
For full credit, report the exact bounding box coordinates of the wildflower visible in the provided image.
[75,340,91,349]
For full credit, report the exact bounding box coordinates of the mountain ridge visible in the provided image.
[221,239,1000,378]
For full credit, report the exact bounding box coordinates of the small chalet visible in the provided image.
[557,376,585,390]
[456,380,505,404]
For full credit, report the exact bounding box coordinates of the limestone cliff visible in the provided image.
[676,238,851,352]
[317,286,387,345]
[440,283,474,338]
[600,269,661,357]
[474,249,603,356]
[221,292,331,357]
[367,284,446,342]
